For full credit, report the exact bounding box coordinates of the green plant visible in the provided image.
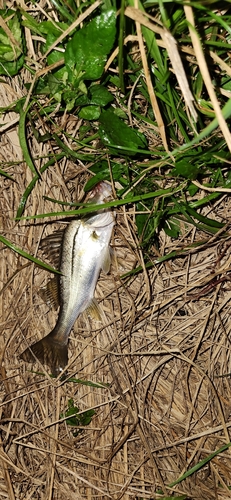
[60,398,95,436]
[1,0,231,271]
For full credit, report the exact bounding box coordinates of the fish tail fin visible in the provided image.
[20,333,68,377]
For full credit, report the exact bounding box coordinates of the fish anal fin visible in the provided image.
[20,333,68,377]
[39,277,60,310]
[84,298,102,321]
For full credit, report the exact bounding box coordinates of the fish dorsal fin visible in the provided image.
[84,298,102,321]
[40,230,64,268]
[101,248,111,274]
[38,277,60,310]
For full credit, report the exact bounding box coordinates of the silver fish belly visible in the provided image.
[21,182,115,376]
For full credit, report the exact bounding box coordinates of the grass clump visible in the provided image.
[1,0,231,259]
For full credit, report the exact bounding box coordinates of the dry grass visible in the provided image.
[1,84,231,499]
[1,2,231,500]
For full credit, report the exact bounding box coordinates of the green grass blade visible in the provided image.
[53,133,95,161]
[18,105,40,177]
[118,0,125,93]
[50,0,75,22]
[0,234,60,274]
[30,371,108,388]
[168,442,231,488]
[16,182,187,221]
[0,169,14,180]
[172,97,231,156]
[16,153,64,218]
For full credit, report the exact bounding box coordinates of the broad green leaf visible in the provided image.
[0,54,24,76]
[60,398,95,435]
[0,9,24,75]
[0,10,22,61]
[188,183,199,196]
[40,20,67,36]
[164,220,180,238]
[89,85,114,106]
[98,109,148,154]
[222,78,231,91]
[79,105,101,120]
[45,32,66,80]
[173,159,199,180]
[64,9,116,84]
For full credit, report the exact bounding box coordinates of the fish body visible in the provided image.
[21,182,115,376]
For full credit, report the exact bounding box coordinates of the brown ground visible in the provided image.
[1,54,231,500]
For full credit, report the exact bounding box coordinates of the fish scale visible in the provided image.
[20,182,115,377]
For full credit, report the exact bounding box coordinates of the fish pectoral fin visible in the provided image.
[20,333,68,377]
[106,247,125,271]
[38,277,60,310]
[101,248,111,274]
[84,298,102,321]
[111,250,126,270]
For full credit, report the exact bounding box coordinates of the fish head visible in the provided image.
[87,181,112,205]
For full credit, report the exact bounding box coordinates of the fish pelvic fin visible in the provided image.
[20,333,68,377]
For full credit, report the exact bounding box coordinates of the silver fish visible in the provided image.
[21,182,115,376]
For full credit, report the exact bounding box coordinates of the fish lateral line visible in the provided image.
[20,181,115,377]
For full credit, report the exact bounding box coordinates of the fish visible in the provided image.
[21,181,115,377]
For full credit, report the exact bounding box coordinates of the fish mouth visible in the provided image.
[87,181,113,204]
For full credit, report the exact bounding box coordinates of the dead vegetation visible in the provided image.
[1,1,231,499]
[1,81,231,499]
